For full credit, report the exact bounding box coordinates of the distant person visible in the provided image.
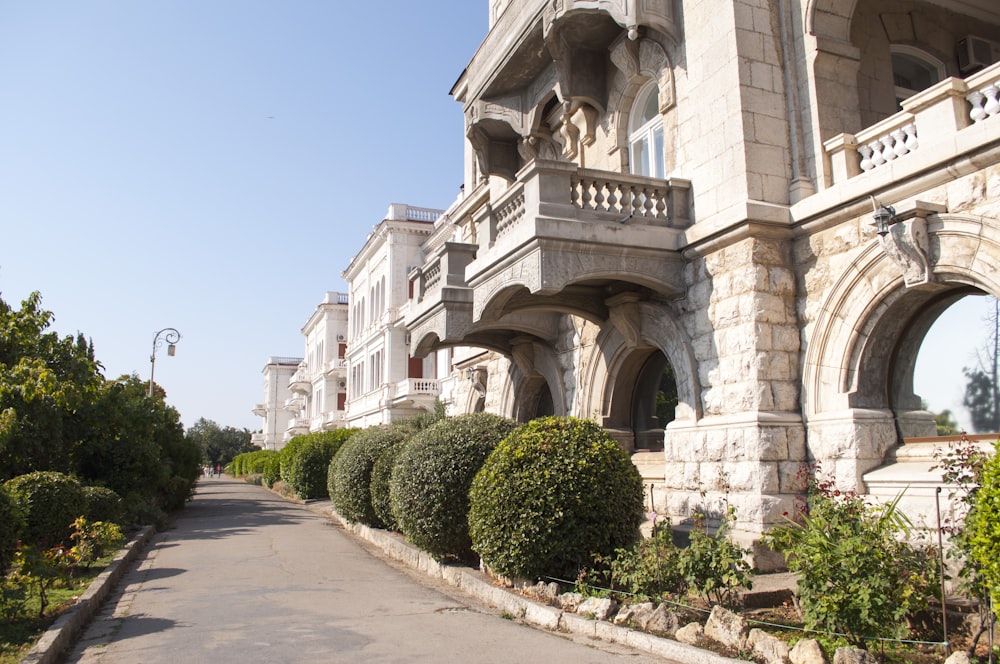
[215,464,221,477]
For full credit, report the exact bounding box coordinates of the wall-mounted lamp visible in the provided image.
[871,197,896,236]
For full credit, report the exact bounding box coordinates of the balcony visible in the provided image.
[324,357,348,376]
[406,159,689,357]
[322,411,346,430]
[251,433,265,447]
[252,403,267,417]
[389,378,440,409]
[288,365,312,395]
[823,62,1000,192]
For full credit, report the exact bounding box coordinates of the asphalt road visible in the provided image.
[64,476,669,664]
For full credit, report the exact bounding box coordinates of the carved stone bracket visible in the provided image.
[510,336,536,376]
[606,291,642,348]
[875,202,943,288]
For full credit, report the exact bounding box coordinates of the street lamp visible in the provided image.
[871,197,896,236]
[149,327,181,397]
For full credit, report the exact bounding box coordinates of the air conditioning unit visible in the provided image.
[957,35,1000,75]
[336,334,345,341]
[338,381,346,389]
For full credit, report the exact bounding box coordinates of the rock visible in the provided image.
[525,581,560,601]
[704,604,748,649]
[644,604,683,637]
[556,592,585,611]
[944,653,971,664]
[747,628,791,664]
[613,602,655,626]
[675,622,704,645]
[577,596,617,620]
[832,647,878,664]
[790,639,827,664]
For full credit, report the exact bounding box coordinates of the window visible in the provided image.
[629,82,665,178]
[891,46,944,109]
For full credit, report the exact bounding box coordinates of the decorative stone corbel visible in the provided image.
[510,336,536,377]
[606,292,642,348]
[874,201,944,288]
[560,101,580,160]
[467,367,488,396]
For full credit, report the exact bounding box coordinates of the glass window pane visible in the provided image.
[632,138,650,176]
[653,126,664,179]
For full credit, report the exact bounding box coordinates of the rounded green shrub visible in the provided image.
[468,416,644,581]
[328,425,410,527]
[286,430,356,499]
[262,452,281,488]
[0,488,23,575]
[370,443,404,532]
[390,413,518,560]
[279,436,309,485]
[3,471,87,547]
[83,485,123,524]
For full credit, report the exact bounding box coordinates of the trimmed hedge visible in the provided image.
[468,416,644,580]
[262,452,281,487]
[370,442,404,532]
[328,425,410,527]
[3,471,87,547]
[390,413,518,560]
[83,485,123,524]
[0,488,22,575]
[285,430,357,499]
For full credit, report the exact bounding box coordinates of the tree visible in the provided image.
[963,296,1000,433]
[0,292,103,480]
[184,418,254,467]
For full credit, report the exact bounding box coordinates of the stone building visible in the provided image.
[252,292,350,449]
[403,0,1000,564]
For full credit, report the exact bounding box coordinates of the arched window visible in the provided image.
[629,82,665,178]
[891,46,944,110]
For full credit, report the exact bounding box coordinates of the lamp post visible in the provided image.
[149,327,181,397]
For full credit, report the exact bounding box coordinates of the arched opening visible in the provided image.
[515,375,555,422]
[891,45,944,110]
[632,351,677,450]
[913,291,1000,436]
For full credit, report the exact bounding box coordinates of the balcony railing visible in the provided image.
[824,61,1000,186]
[324,358,348,374]
[392,378,440,399]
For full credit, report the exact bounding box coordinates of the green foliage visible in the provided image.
[285,429,356,500]
[676,509,752,607]
[0,488,22,576]
[67,516,123,570]
[184,417,255,467]
[262,452,281,487]
[279,435,309,485]
[765,474,939,649]
[3,471,86,548]
[81,485,122,524]
[966,441,1000,622]
[397,400,447,434]
[0,292,102,480]
[580,524,687,600]
[390,413,519,560]
[370,442,403,532]
[468,416,644,581]
[328,425,410,527]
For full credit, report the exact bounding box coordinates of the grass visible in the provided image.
[0,552,117,664]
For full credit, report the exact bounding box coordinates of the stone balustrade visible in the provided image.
[824,61,1000,185]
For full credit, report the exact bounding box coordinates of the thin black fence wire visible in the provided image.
[541,575,950,648]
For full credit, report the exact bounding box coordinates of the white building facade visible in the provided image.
[251,356,302,451]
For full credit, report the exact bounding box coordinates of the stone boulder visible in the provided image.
[613,602,655,627]
[747,628,791,664]
[644,604,683,637]
[577,596,617,620]
[789,639,827,664]
[704,605,748,649]
[556,592,585,611]
[944,652,971,664]
[833,647,878,664]
[675,622,704,645]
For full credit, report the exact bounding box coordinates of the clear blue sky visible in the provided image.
[0,2,486,431]
[0,2,990,435]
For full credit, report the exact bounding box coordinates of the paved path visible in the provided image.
[65,477,669,664]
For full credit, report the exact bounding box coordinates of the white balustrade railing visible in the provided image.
[824,61,1000,185]
[571,173,672,221]
[857,122,919,172]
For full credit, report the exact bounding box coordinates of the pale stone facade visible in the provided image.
[251,356,302,451]
[402,0,1000,565]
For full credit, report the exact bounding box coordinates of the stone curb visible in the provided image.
[19,526,156,664]
[305,499,744,664]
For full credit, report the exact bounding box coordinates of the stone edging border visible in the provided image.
[19,525,156,664]
[310,501,745,664]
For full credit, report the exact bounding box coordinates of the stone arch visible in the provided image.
[494,340,566,422]
[581,300,701,437]
[607,35,676,173]
[802,213,1000,487]
[805,0,858,40]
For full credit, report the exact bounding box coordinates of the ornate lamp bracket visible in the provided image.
[872,200,945,288]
